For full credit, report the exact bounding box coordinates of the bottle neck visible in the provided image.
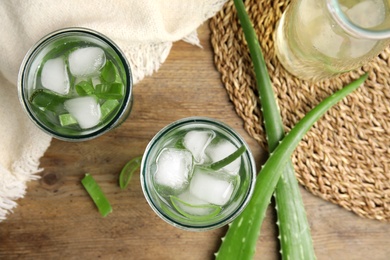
[327,0,390,40]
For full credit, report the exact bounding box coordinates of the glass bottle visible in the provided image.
[275,0,390,82]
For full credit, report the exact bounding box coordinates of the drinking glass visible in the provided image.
[140,117,256,231]
[18,27,133,141]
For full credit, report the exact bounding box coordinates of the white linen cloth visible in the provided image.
[0,0,226,221]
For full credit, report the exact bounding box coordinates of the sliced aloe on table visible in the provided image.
[81,173,112,217]
[119,156,142,190]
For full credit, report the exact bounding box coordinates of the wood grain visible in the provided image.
[1,23,390,260]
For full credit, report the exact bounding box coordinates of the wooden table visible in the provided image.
[1,23,390,260]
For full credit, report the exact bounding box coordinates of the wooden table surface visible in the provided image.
[1,23,390,260]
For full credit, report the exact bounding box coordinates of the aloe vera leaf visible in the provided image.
[81,173,112,217]
[216,71,367,258]
[274,161,315,259]
[75,80,95,96]
[215,68,368,260]
[101,60,123,84]
[216,1,368,259]
[42,41,81,62]
[209,145,246,171]
[229,0,316,259]
[58,113,78,126]
[101,60,117,83]
[119,156,142,190]
[95,83,124,99]
[101,99,120,121]
[30,89,67,112]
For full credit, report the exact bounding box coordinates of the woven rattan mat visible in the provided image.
[210,0,390,221]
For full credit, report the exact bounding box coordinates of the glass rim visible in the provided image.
[327,0,390,40]
[140,117,257,231]
[17,27,133,142]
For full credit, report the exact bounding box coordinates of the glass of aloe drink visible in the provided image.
[18,28,133,141]
[141,117,256,231]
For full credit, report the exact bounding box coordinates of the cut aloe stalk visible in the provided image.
[59,113,78,126]
[119,156,142,189]
[95,83,124,99]
[101,60,117,83]
[75,80,95,96]
[170,195,222,220]
[81,173,112,217]
[101,99,120,121]
[209,145,246,171]
[42,41,81,63]
[30,89,67,112]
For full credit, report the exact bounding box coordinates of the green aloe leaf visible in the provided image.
[214,2,368,258]
[81,173,112,217]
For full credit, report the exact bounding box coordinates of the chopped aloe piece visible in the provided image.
[42,41,81,62]
[95,83,124,99]
[59,113,78,126]
[81,174,112,217]
[75,80,95,96]
[209,145,246,171]
[170,196,222,220]
[30,89,67,112]
[101,99,120,121]
[101,60,117,83]
[119,156,142,189]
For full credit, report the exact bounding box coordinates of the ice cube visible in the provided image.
[183,130,215,163]
[64,96,101,129]
[154,148,193,193]
[205,140,241,175]
[189,167,235,206]
[68,47,106,77]
[41,57,70,95]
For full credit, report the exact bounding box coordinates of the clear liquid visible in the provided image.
[275,0,390,81]
[151,128,242,220]
[25,35,128,136]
